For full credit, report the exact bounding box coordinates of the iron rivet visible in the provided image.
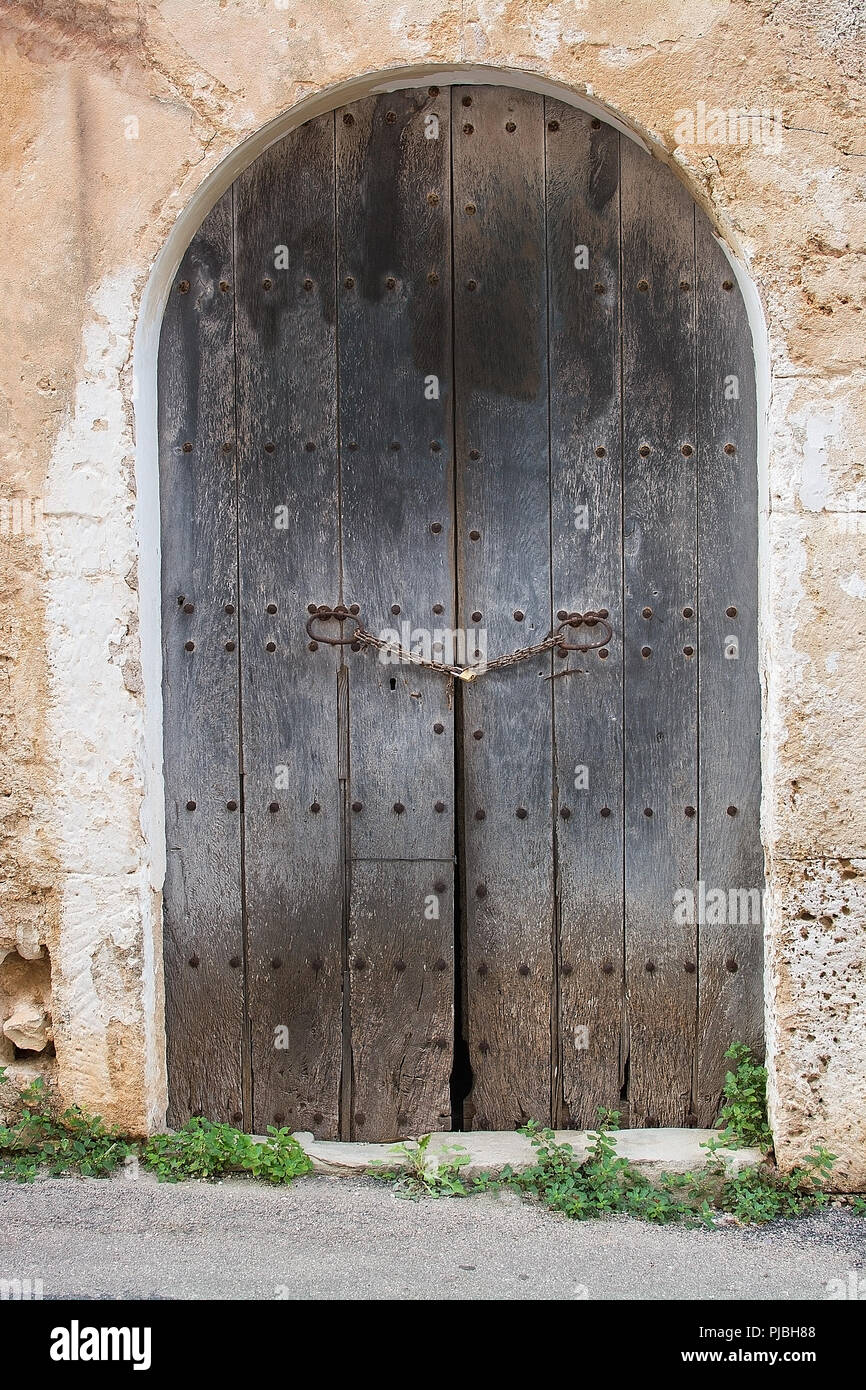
[186,800,196,811]
[354,957,366,970]
[395,959,406,972]
[313,1111,324,1124]
[637,278,649,292]
[590,117,601,130]
[722,279,733,291]
[183,602,194,614]
[472,729,483,740]
[386,276,396,290]
[310,802,321,813]
[226,800,237,811]
[475,809,486,820]
[562,962,573,975]
[645,960,655,972]
[595,446,606,457]
[471,610,482,622]
[727,805,738,816]
[427,192,439,206]
[602,961,614,975]
[343,113,354,125]
[349,604,360,615]
[469,448,480,460]
[347,441,358,450]
[465,202,476,215]
[434,881,446,893]
[685,805,696,817]
[390,441,401,451]
[478,1040,489,1054]
[229,956,241,968]
[642,606,652,618]
[724,443,736,456]
[505,121,516,132]
[432,603,444,615]
[462,95,472,106]
[600,807,611,817]
[273,1113,284,1125]
[385,110,396,124]
[308,641,318,651]
[354,1113,365,1126]
[225,641,235,651]
[518,963,530,976]
[513,610,525,621]
[178,280,190,293]
[393,802,405,814]
[476,884,487,898]
[548,119,560,132]
[463,124,474,136]
[344,277,355,289]
[431,440,442,452]
[266,603,277,614]
[599,608,609,618]
[556,609,569,620]
[188,954,199,967]
[431,522,443,534]
[594,283,605,294]
[560,806,571,820]
[269,801,279,813]
[184,641,195,651]
[684,961,696,973]
[469,529,481,540]
[307,603,318,614]
[433,722,444,734]
[265,641,275,652]
[683,645,694,657]
[434,800,445,812]
[351,640,361,651]
[396,1111,408,1125]
[264,442,275,453]
[726,958,739,972]
[311,957,323,972]
[182,441,193,453]
[427,272,439,286]
[303,278,314,291]
[477,963,488,976]
[428,86,440,96]
[262,278,272,290]
[352,801,363,812]
[680,280,690,291]
[639,444,650,457]
[435,959,447,971]
[222,441,233,453]
[641,646,651,657]
[271,957,282,969]
[683,606,694,618]
[305,440,315,452]
[681,443,694,457]
[644,807,653,817]
[466,279,477,291]
[726,605,738,617]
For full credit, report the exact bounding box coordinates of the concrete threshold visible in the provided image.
[291,1128,763,1180]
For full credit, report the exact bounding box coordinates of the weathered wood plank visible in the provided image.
[621,140,698,1127]
[694,217,764,1124]
[159,194,245,1126]
[545,100,626,1126]
[337,89,456,1135]
[234,118,344,1138]
[452,85,555,1129]
[349,860,454,1139]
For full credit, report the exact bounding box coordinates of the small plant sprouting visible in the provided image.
[368,1131,470,1198]
[714,1042,773,1151]
[141,1118,312,1184]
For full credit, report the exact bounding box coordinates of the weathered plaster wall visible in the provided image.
[0,0,863,1180]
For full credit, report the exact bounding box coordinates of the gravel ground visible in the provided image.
[1,1173,864,1300]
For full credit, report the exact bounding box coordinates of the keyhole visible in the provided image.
[389,677,397,691]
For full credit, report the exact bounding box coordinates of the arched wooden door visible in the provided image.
[158,85,762,1140]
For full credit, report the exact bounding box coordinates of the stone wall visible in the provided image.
[0,0,863,1182]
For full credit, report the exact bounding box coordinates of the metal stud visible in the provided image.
[475,809,486,820]
[229,956,241,968]
[727,805,738,816]
[476,884,487,898]
[395,959,406,973]
[393,801,405,814]
[225,603,235,615]
[596,446,606,457]
[560,807,571,820]
[226,641,235,652]
[684,961,696,973]
[432,604,444,615]
[726,958,739,972]
[601,961,614,975]
[351,801,363,812]
[265,642,275,652]
[472,729,483,740]
[639,444,651,457]
[683,645,694,657]
[434,881,446,893]
[518,963,530,976]
[600,807,611,818]
[641,646,652,658]
[644,807,653,817]
[433,722,444,734]
[266,603,277,614]
[182,441,193,453]
[642,606,652,618]
[184,641,195,651]
[186,800,196,811]
[183,602,194,613]
[516,807,528,819]
[513,610,524,621]
[431,522,443,534]
[271,958,282,970]
[726,605,738,617]
[471,610,482,622]
[645,960,655,972]
[269,801,279,813]
[685,805,696,817]
[226,800,237,811]
[434,800,445,813]
[188,954,199,967]
[562,962,573,976]
[430,440,442,452]
[311,802,321,814]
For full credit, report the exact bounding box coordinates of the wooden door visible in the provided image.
[159,86,762,1139]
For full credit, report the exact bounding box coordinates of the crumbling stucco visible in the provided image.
[0,0,863,1180]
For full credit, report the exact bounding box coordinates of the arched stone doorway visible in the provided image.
[157,83,762,1141]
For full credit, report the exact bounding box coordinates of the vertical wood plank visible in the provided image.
[234,119,344,1138]
[694,217,764,1124]
[159,194,245,1126]
[546,100,626,1126]
[349,860,454,1138]
[453,86,555,1130]
[621,141,698,1127]
[336,89,455,1137]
